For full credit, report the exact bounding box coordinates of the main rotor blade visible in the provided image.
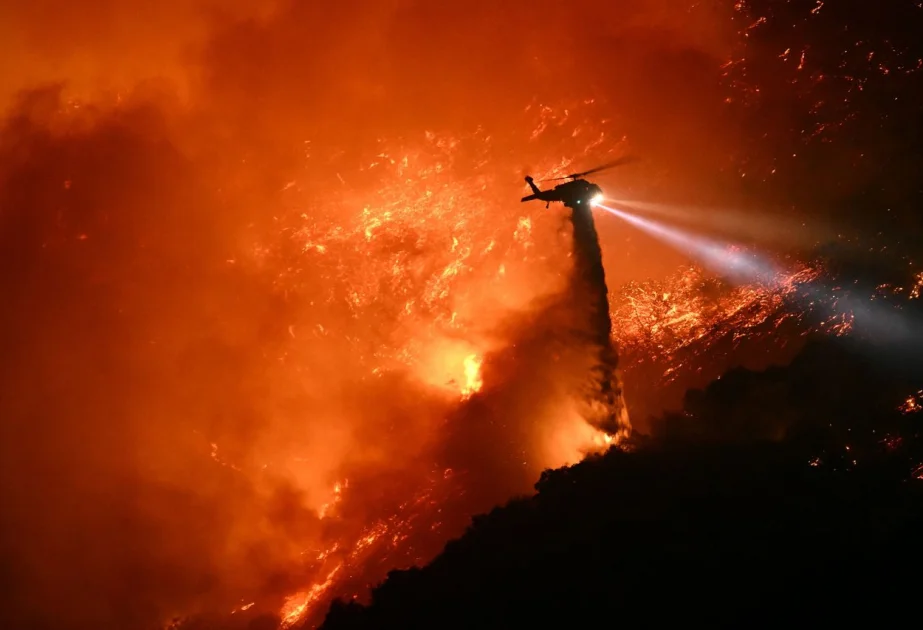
[535,155,637,183]
[571,155,637,178]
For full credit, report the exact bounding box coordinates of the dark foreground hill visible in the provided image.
[319,339,923,629]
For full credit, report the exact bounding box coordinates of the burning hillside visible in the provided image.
[612,246,923,426]
[611,260,828,423]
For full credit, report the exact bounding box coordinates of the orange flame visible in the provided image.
[900,391,923,414]
[461,354,483,398]
[279,565,343,628]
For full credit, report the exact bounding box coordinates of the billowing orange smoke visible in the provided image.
[0,2,761,629]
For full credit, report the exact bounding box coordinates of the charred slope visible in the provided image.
[319,339,923,629]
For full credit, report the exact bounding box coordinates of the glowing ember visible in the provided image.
[4,2,921,628]
[231,602,255,614]
[910,272,923,300]
[900,391,923,414]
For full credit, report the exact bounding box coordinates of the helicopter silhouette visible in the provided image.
[521,156,634,210]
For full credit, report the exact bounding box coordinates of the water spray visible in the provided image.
[567,203,631,439]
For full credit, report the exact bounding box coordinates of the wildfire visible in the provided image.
[2,2,921,630]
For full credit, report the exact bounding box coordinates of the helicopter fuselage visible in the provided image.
[521,156,632,209]
[521,176,603,210]
[551,179,603,209]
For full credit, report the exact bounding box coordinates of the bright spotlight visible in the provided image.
[596,203,772,283]
[590,193,604,207]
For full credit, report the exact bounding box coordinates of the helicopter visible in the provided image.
[521,156,634,210]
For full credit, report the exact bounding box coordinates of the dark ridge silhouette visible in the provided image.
[568,204,629,436]
[318,337,923,629]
